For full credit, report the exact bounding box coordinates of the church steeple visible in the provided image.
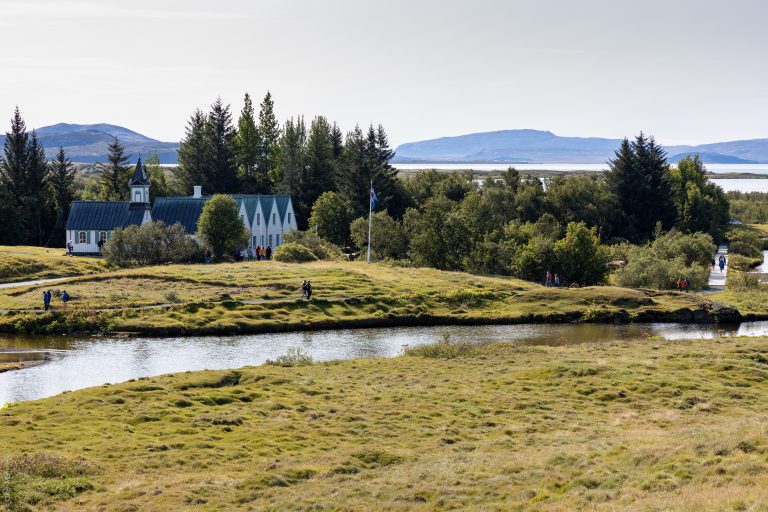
[129,157,151,203]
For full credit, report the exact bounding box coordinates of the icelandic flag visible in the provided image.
[370,186,378,210]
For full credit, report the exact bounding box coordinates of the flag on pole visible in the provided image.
[370,187,378,210]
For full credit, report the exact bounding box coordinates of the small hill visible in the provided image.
[394,129,768,164]
[0,123,179,164]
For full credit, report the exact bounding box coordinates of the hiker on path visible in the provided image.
[61,290,70,307]
[204,249,211,264]
[43,290,51,311]
[677,277,684,292]
[683,277,690,292]
[711,258,716,269]
[266,246,272,260]
[301,280,308,300]
[554,274,560,287]
[545,271,552,288]
[719,258,726,273]
[255,245,261,261]
[97,238,105,256]
[306,281,312,300]
[66,240,73,256]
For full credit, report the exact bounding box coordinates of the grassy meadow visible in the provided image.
[0,260,728,335]
[2,336,768,510]
[0,246,105,284]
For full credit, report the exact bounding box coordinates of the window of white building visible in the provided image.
[287,212,291,224]
[272,213,276,224]
[79,231,87,244]
[257,213,260,225]
[99,231,107,242]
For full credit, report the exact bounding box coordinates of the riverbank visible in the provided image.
[2,335,768,510]
[0,261,742,336]
[0,360,43,373]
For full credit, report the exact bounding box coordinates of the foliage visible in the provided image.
[728,270,761,290]
[176,109,209,195]
[671,155,730,241]
[403,332,479,358]
[298,116,337,229]
[195,195,249,260]
[143,150,171,200]
[103,221,200,268]
[234,92,261,193]
[402,169,475,206]
[727,191,768,224]
[308,191,356,246]
[404,195,469,270]
[283,230,343,260]
[350,211,407,261]
[552,222,609,285]
[728,226,764,260]
[205,97,238,194]
[272,242,318,263]
[257,91,281,194]
[98,136,131,201]
[46,147,76,247]
[265,347,314,366]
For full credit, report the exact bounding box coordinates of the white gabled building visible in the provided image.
[66,160,298,256]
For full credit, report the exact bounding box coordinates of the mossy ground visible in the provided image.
[0,246,105,284]
[2,337,768,510]
[0,261,717,335]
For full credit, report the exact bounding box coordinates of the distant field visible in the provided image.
[2,336,767,510]
[0,246,105,284]
[0,260,724,335]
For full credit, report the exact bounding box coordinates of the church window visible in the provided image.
[78,231,87,244]
[287,212,291,224]
[99,231,107,242]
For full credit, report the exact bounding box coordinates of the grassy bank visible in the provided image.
[2,336,768,510]
[0,261,737,335]
[0,246,105,284]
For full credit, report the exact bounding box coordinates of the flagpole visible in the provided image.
[367,180,372,264]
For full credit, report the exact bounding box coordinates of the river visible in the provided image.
[4,321,768,405]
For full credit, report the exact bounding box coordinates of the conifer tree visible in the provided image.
[235,92,261,193]
[205,97,238,194]
[46,147,76,246]
[176,109,210,194]
[144,149,169,200]
[99,136,131,200]
[1,107,29,204]
[298,116,336,228]
[604,138,641,241]
[27,131,51,244]
[256,91,281,193]
[277,116,307,197]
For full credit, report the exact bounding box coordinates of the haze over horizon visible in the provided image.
[1,0,767,146]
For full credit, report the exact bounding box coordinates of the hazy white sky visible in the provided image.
[1,0,766,146]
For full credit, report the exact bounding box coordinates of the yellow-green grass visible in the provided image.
[0,246,105,284]
[0,261,724,335]
[3,337,768,510]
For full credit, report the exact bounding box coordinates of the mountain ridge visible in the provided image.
[393,129,767,164]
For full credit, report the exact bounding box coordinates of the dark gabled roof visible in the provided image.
[65,201,150,230]
[128,157,150,186]
[152,197,207,234]
[274,196,290,221]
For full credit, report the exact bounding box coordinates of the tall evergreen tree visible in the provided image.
[1,107,29,205]
[46,147,76,247]
[256,91,281,193]
[277,116,307,197]
[205,97,238,194]
[176,109,210,194]
[235,92,261,193]
[604,138,641,241]
[98,137,131,200]
[297,116,336,228]
[27,131,51,245]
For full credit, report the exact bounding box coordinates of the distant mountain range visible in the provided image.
[0,123,179,164]
[393,129,768,165]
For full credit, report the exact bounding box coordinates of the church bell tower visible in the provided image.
[129,157,151,204]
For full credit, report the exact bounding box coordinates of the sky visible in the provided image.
[1,0,767,146]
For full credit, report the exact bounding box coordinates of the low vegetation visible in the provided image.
[3,336,768,510]
[272,242,319,263]
[103,221,200,268]
[0,260,732,335]
[0,246,105,284]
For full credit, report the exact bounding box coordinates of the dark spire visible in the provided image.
[128,157,150,186]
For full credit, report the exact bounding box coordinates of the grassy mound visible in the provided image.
[0,246,105,283]
[2,337,768,510]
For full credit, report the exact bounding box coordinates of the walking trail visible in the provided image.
[0,276,74,290]
[707,244,729,292]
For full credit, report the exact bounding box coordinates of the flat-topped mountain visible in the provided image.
[393,129,766,164]
[0,123,179,163]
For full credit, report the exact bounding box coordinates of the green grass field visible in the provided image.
[2,336,768,510]
[0,260,729,335]
[0,246,105,284]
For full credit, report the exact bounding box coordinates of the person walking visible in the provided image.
[554,274,560,287]
[61,290,70,307]
[97,238,105,256]
[255,245,261,261]
[301,280,308,300]
[545,271,552,288]
[677,276,684,291]
[719,257,725,273]
[43,290,50,311]
[683,277,690,292]
[306,280,312,300]
[266,246,272,260]
[204,249,211,264]
[711,258,716,269]
[66,240,73,256]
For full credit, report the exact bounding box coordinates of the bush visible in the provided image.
[272,243,318,263]
[728,271,761,290]
[195,195,250,260]
[104,221,200,268]
[265,347,314,367]
[403,332,479,359]
[350,211,408,261]
[308,192,356,246]
[614,249,709,290]
[283,230,343,260]
[552,222,609,285]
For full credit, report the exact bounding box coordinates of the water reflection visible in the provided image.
[2,321,768,404]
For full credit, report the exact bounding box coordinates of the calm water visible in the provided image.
[3,322,768,405]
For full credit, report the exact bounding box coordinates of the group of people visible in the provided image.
[42,289,69,310]
[544,271,561,288]
[301,280,313,300]
[713,255,727,273]
[676,276,691,292]
[254,245,272,261]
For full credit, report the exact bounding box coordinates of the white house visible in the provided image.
[65,158,152,255]
[66,159,298,255]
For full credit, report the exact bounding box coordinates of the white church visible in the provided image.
[65,158,298,255]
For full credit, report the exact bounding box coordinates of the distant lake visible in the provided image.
[393,163,768,193]
[394,163,768,174]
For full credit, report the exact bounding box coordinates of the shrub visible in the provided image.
[728,271,761,290]
[552,222,609,285]
[350,211,408,261]
[104,221,200,268]
[614,249,709,290]
[265,347,314,367]
[195,195,250,260]
[272,243,318,263]
[308,191,356,246]
[403,332,478,359]
[283,230,343,260]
